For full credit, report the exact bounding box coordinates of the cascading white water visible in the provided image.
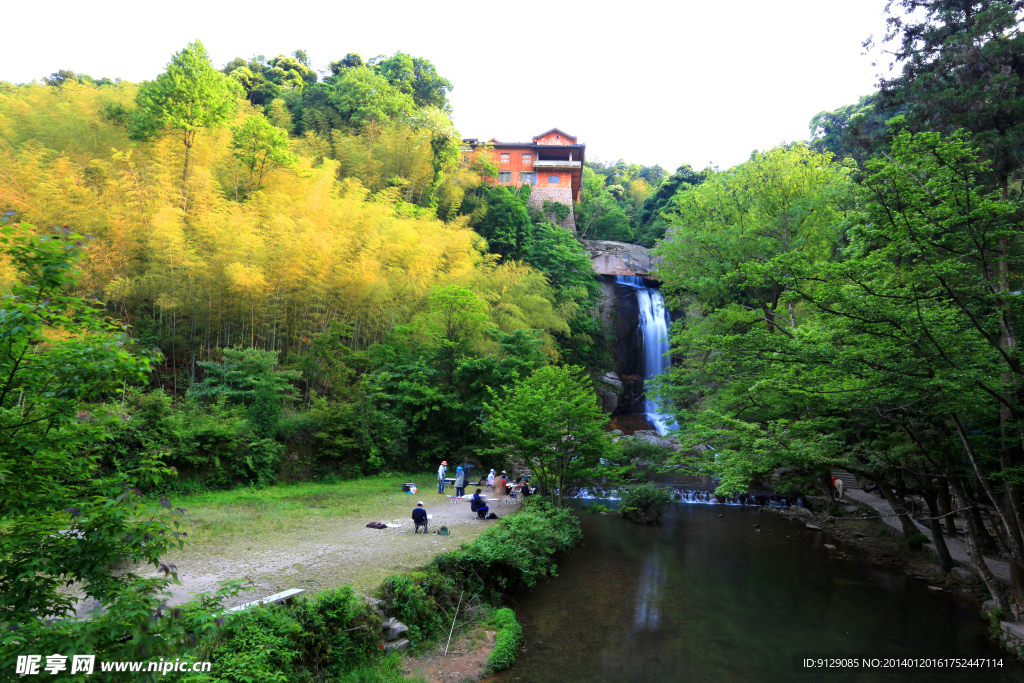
[615,275,678,435]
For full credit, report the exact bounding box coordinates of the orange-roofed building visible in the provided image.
[461,128,585,231]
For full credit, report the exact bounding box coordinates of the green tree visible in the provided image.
[193,347,299,405]
[657,144,853,336]
[808,93,894,162]
[575,167,633,242]
[131,40,240,207]
[875,0,1024,195]
[230,113,295,194]
[471,186,534,261]
[484,365,612,506]
[329,66,415,129]
[633,163,707,246]
[0,225,243,670]
[374,52,453,111]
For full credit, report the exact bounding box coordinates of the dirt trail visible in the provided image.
[155,496,494,608]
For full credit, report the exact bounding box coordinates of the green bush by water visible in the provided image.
[486,608,522,672]
[620,483,673,524]
[431,502,582,598]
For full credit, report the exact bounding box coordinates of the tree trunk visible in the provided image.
[878,482,922,539]
[952,483,1009,613]
[937,481,957,536]
[921,486,955,572]
[822,473,836,510]
[181,131,195,211]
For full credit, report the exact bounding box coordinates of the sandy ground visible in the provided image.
[154,494,497,609]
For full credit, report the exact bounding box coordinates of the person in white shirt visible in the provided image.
[487,469,495,488]
[437,461,448,494]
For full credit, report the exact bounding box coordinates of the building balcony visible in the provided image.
[532,160,581,169]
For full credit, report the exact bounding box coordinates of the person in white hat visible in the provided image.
[487,469,495,489]
[437,460,448,494]
[412,501,428,533]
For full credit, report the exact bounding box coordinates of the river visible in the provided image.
[486,503,1022,682]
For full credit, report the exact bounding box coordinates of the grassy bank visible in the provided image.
[160,474,437,548]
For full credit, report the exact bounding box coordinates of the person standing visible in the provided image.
[495,471,508,500]
[412,501,428,533]
[437,460,448,494]
[454,466,466,497]
[487,469,495,489]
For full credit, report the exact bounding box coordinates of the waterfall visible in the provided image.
[614,275,678,435]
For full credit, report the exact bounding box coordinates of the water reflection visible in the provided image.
[487,504,1024,683]
[632,554,665,633]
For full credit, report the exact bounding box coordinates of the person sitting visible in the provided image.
[470,489,489,520]
[412,501,428,533]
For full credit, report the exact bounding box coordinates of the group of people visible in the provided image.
[425,461,532,523]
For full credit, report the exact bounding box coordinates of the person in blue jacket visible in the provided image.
[470,489,489,520]
[412,501,428,533]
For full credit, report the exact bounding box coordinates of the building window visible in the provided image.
[555,135,560,140]
[462,155,468,163]
[522,153,532,163]
[498,171,512,183]
[500,153,510,164]
[520,172,536,186]
[548,175,560,183]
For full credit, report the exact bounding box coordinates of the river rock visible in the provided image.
[950,567,979,584]
[384,638,410,652]
[927,586,943,592]
[844,505,858,514]
[824,544,836,550]
[806,524,822,531]
[982,599,1000,616]
[385,621,409,641]
[794,507,813,517]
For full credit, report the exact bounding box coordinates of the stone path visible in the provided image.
[844,489,1011,584]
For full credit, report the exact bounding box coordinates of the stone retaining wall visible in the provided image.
[527,187,576,232]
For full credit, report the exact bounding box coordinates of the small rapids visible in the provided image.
[574,486,794,508]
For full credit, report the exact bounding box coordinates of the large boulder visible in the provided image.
[582,240,659,277]
[594,372,624,413]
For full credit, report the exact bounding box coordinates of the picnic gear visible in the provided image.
[366,522,387,529]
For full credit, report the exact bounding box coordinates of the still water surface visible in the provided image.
[487,503,1022,682]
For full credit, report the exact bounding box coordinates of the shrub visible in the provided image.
[180,607,302,682]
[486,608,522,672]
[617,438,674,481]
[432,502,582,598]
[620,483,672,524]
[380,574,432,628]
[905,532,929,551]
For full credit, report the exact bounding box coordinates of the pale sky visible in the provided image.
[5,0,893,171]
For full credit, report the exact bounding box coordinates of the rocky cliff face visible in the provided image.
[581,240,659,277]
